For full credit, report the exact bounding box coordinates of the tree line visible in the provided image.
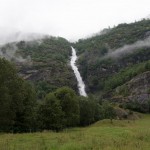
[0,58,116,133]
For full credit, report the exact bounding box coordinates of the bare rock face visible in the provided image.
[125,71,150,101]
[113,71,150,112]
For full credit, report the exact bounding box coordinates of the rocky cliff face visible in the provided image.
[112,71,150,112]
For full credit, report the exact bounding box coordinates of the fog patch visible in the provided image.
[104,36,150,59]
[0,31,46,45]
[0,43,31,63]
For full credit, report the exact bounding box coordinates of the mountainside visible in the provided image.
[110,71,150,112]
[0,19,150,111]
[0,37,77,99]
[74,19,150,111]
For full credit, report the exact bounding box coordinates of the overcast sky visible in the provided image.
[0,0,150,42]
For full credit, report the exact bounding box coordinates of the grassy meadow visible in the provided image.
[0,114,150,150]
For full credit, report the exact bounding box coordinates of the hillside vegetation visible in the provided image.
[74,19,150,112]
[0,58,36,132]
[0,37,77,99]
[75,19,150,54]
[74,19,150,93]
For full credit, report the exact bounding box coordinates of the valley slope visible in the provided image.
[74,19,150,112]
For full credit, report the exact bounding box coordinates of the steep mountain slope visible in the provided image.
[0,37,77,99]
[75,19,150,54]
[74,19,150,111]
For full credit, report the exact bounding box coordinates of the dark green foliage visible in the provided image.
[102,101,116,123]
[79,97,95,126]
[79,96,104,126]
[12,81,37,133]
[37,87,80,131]
[104,60,150,91]
[0,58,118,132]
[0,58,16,131]
[37,87,117,129]
[148,100,150,113]
[35,81,57,99]
[124,100,150,113]
[55,87,80,127]
[37,93,64,131]
[0,58,36,132]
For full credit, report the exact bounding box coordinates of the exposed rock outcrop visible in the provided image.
[112,71,150,112]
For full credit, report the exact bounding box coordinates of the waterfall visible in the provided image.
[70,47,87,97]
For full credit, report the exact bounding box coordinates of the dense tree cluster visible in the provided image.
[36,87,116,131]
[0,58,116,132]
[36,90,116,131]
[0,58,36,132]
[37,87,80,131]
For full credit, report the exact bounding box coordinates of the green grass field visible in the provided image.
[0,114,150,150]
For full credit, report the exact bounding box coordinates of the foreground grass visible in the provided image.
[0,114,150,150]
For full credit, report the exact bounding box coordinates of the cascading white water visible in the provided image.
[70,47,87,97]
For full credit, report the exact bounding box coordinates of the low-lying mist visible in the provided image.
[0,43,31,63]
[105,36,150,59]
[0,32,46,45]
[0,32,49,63]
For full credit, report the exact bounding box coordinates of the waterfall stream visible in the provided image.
[70,47,87,97]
